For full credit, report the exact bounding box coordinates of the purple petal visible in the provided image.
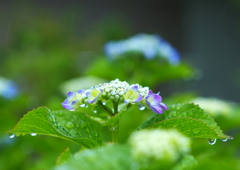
[67,92,75,97]
[160,103,168,111]
[145,90,167,114]
[149,105,163,114]
[61,99,77,110]
[78,89,86,95]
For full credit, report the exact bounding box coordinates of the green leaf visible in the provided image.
[137,103,231,139]
[56,147,72,166]
[7,107,102,148]
[55,145,132,170]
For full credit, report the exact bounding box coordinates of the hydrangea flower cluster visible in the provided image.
[192,97,233,117]
[0,76,19,100]
[128,129,190,162]
[104,33,180,64]
[62,79,168,114]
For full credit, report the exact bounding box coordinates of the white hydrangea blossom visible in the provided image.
[128,129,190,162]
[192,97,233,118]
[97,79,149,101]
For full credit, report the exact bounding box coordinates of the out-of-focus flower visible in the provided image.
[104,33,180,64]
[61,79,167,114]
[0,76,19,99]
[146,90,168,114]
[59,76,107,95]
[191,97,234,118]
[128,129,190,163]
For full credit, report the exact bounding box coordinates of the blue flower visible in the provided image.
[158,38,180,65]
[123,85,142,103]
[86,88,102,104]
[145,90,168,114]
[0,77,19,100]
[61,90,86,110]
[104,33,180,64]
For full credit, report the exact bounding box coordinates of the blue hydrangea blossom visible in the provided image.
[62,79,168,114]
[0,76,19,100]
[104,33,180,64]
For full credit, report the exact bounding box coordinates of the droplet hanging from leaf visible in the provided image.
[208,138,217,145]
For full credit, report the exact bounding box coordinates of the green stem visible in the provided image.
[111,100,119,143]
[112,101,118,115]
[111,121,119,143]
[99,101,113,116]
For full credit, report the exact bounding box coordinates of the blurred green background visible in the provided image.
[0,0,240,169]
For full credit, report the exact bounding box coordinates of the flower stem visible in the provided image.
[111,121,119,143]
[111,100,119,143]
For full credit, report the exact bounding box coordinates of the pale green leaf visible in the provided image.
[55,145,131,170]
[56,147,72,166]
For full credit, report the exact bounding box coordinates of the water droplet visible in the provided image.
[31,133,37,136]
[80,104,86,107]
[171,111,177,117]
[208,138,217,145]
[9,133,15,138]
[66,122,74,129]
[108,126,115,131]
[221,138,228,142]
[192,129,201,134]
[93,110,97,113]
[102,101,107,105]
[138,104,145,111]
[80,121,86,128]
[69,109,75,111]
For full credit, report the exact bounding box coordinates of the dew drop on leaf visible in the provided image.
[66,122,74,129]
[108,125,115,131]
[187,112,193,117]
[171,111,177,117]
[138,104,146,110]
[31,133,37,136]
[69,109,75,111]
[80,121,86,128]
[208,138,217,145]
[192,129,201,134]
